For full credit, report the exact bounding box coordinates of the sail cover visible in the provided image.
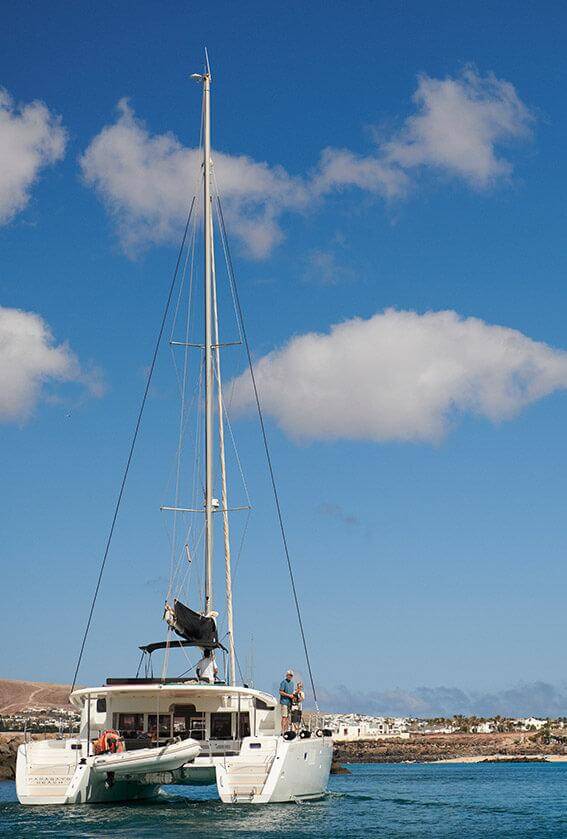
[166,599,221,648]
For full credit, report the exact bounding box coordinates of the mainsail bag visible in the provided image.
[168,599,221,648]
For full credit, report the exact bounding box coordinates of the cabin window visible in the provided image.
[117,713,144,734]
[148,714,172,739]
[188,715,206,740]
[173,713,206,740]
[96,698,107,713]
[238,712,251,738]
[253,698,273,711]
[171,705,205,741]
[173,715,187,734]
[210,712,232,740]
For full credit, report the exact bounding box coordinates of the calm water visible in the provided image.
[2,763,567,838]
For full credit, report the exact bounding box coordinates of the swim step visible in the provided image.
[220,761,272,800]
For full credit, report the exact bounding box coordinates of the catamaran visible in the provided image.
[16,57,333,806]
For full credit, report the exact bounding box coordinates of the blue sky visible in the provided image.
[2,1,567,714]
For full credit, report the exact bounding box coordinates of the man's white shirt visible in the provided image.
[196,655,217,682]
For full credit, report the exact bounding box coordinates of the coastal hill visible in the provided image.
[0,679,73,713]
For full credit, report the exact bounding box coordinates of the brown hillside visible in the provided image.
[0,679,73,713]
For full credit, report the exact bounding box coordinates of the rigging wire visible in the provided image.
[165,171,202,618]
[234,646,246,686]
[69,198,196,694]
[167,352,205,595]
[215,194,321,709]
[167,213,198,605]
[167,354,206,607]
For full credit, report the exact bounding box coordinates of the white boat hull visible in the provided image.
[16,737,199,805]
[215,734,333,803]
[16,733,332,806]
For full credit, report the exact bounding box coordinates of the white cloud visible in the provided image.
[81,69,533,258]
[311,147,409,198]
[79,99,308,258]
[0,306,104,422]
[230,309,567,443]
[0,89,67,224]
[382,67,534,187]
[311,68,533,196]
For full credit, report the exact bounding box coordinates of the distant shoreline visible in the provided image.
[334,732,567,765]
[432,754,567,764]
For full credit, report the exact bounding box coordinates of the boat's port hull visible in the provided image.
[16,746,161,805]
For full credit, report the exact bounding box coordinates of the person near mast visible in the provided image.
[279,669,295,733]
[196,648,218,683]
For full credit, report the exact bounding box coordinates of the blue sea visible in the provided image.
[2,763,567,838]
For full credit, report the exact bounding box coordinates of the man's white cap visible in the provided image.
[286,669,294,676]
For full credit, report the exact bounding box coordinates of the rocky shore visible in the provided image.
[333,732,567,765]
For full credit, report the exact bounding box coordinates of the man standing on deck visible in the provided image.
[196,649,218,683]
[279,669,295,733]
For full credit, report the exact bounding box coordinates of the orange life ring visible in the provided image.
[98,729,125,754]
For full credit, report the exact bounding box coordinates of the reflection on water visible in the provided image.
[2,763,567,838]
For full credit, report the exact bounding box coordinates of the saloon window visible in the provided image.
[117,713,144,733]
[173,714,187,733]
[173,713,205,739]
[238,712,251,738]
[210,712,232,740]
[171,705,205,740]
[148,714,172,737]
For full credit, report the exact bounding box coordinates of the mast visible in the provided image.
[202,63,214,614]
[210,214,236,686]
[192,56,236,684]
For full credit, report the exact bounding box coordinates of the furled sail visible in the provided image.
[164,599,222,648]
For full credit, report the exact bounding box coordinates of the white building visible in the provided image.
[471,721,495,734]
[324,715,410,742]
[517,717,548,731]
